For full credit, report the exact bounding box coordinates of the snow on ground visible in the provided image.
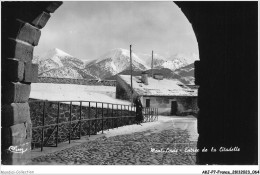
[98,115,198,141]
[30,83,132,109]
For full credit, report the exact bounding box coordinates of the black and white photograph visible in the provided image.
[1,1,259,174]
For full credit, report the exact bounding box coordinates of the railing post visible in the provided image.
[111,104,114,129]
[115,104,119,128]
[153,108,154,121]
[155,108,156,121]
[144,107,146,122]
[150,108,151,122]
[157,108,158,121]
[124,105,126,125]
[142,107,144,122]
[150,108,152,122]
[107,104,109,130]
[146,107,148,122]
[152,108,155,121]
[89,102,91,137]
[95,102,98,134]
[143,107,147,122]
[41,101,46,151]
[147,107,149,122]
[69,101,72,144]
[149,108,151,122]
[155,108,157,121]
[146,108,148,122]
[144,107,145,122]
[56,102,60,147]
[148,108,150,122]
[79,101,82,139]
[121,105,123,127]
[102,103,104,134]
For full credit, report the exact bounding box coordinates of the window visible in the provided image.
[146,99,150,107]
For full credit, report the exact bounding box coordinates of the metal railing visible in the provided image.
[29,99,159,151]
[142,107,158,123]
[29,100,136,151]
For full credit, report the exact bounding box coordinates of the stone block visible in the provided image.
[8,19,41,46]
[2,142,31,165]
[3,38,34,62]
[24,62,39,83]
[31,11,51,29]
[3,58,24,82]
[2,82,31,104]
[2,123,29,147]
[44,2,63,13]
[2,3,54,29]
[2,121,32,153]
[2,103,30,127]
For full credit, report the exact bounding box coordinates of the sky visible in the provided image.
[34,1,199,61]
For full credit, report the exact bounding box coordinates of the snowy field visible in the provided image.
[30,83,132,108]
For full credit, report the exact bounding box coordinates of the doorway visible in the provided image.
[171,101,178,115]
[146,99,150,108]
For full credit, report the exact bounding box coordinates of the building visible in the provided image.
[116,72,198,116]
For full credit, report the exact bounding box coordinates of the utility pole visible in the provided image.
[130,45,133,105]
[151,50,154,78]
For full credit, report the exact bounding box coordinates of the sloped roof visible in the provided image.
[119,75,197,97]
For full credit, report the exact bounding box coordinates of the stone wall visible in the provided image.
[29,99,136,149]
[37,77,117,86]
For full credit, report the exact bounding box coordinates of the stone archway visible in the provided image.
[1,1,258,165]
[1,2,63,164]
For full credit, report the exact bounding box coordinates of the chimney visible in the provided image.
[153,73,163,80]
[141,71,148,85]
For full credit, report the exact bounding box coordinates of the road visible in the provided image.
[30,116,198,165]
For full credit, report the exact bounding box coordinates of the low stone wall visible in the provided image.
[37,77,117,86]
[29,99,136,149]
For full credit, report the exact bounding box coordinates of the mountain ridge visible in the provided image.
[34,48,198,81]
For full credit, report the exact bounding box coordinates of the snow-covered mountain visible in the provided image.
[85,48,199,79]
[85,48,149,79]
[136,52,198,70]
[34,48,198,81]
[33,48,96,79]
[171,63,195,85]
[168,53,198,64]
[136,53,166,68]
